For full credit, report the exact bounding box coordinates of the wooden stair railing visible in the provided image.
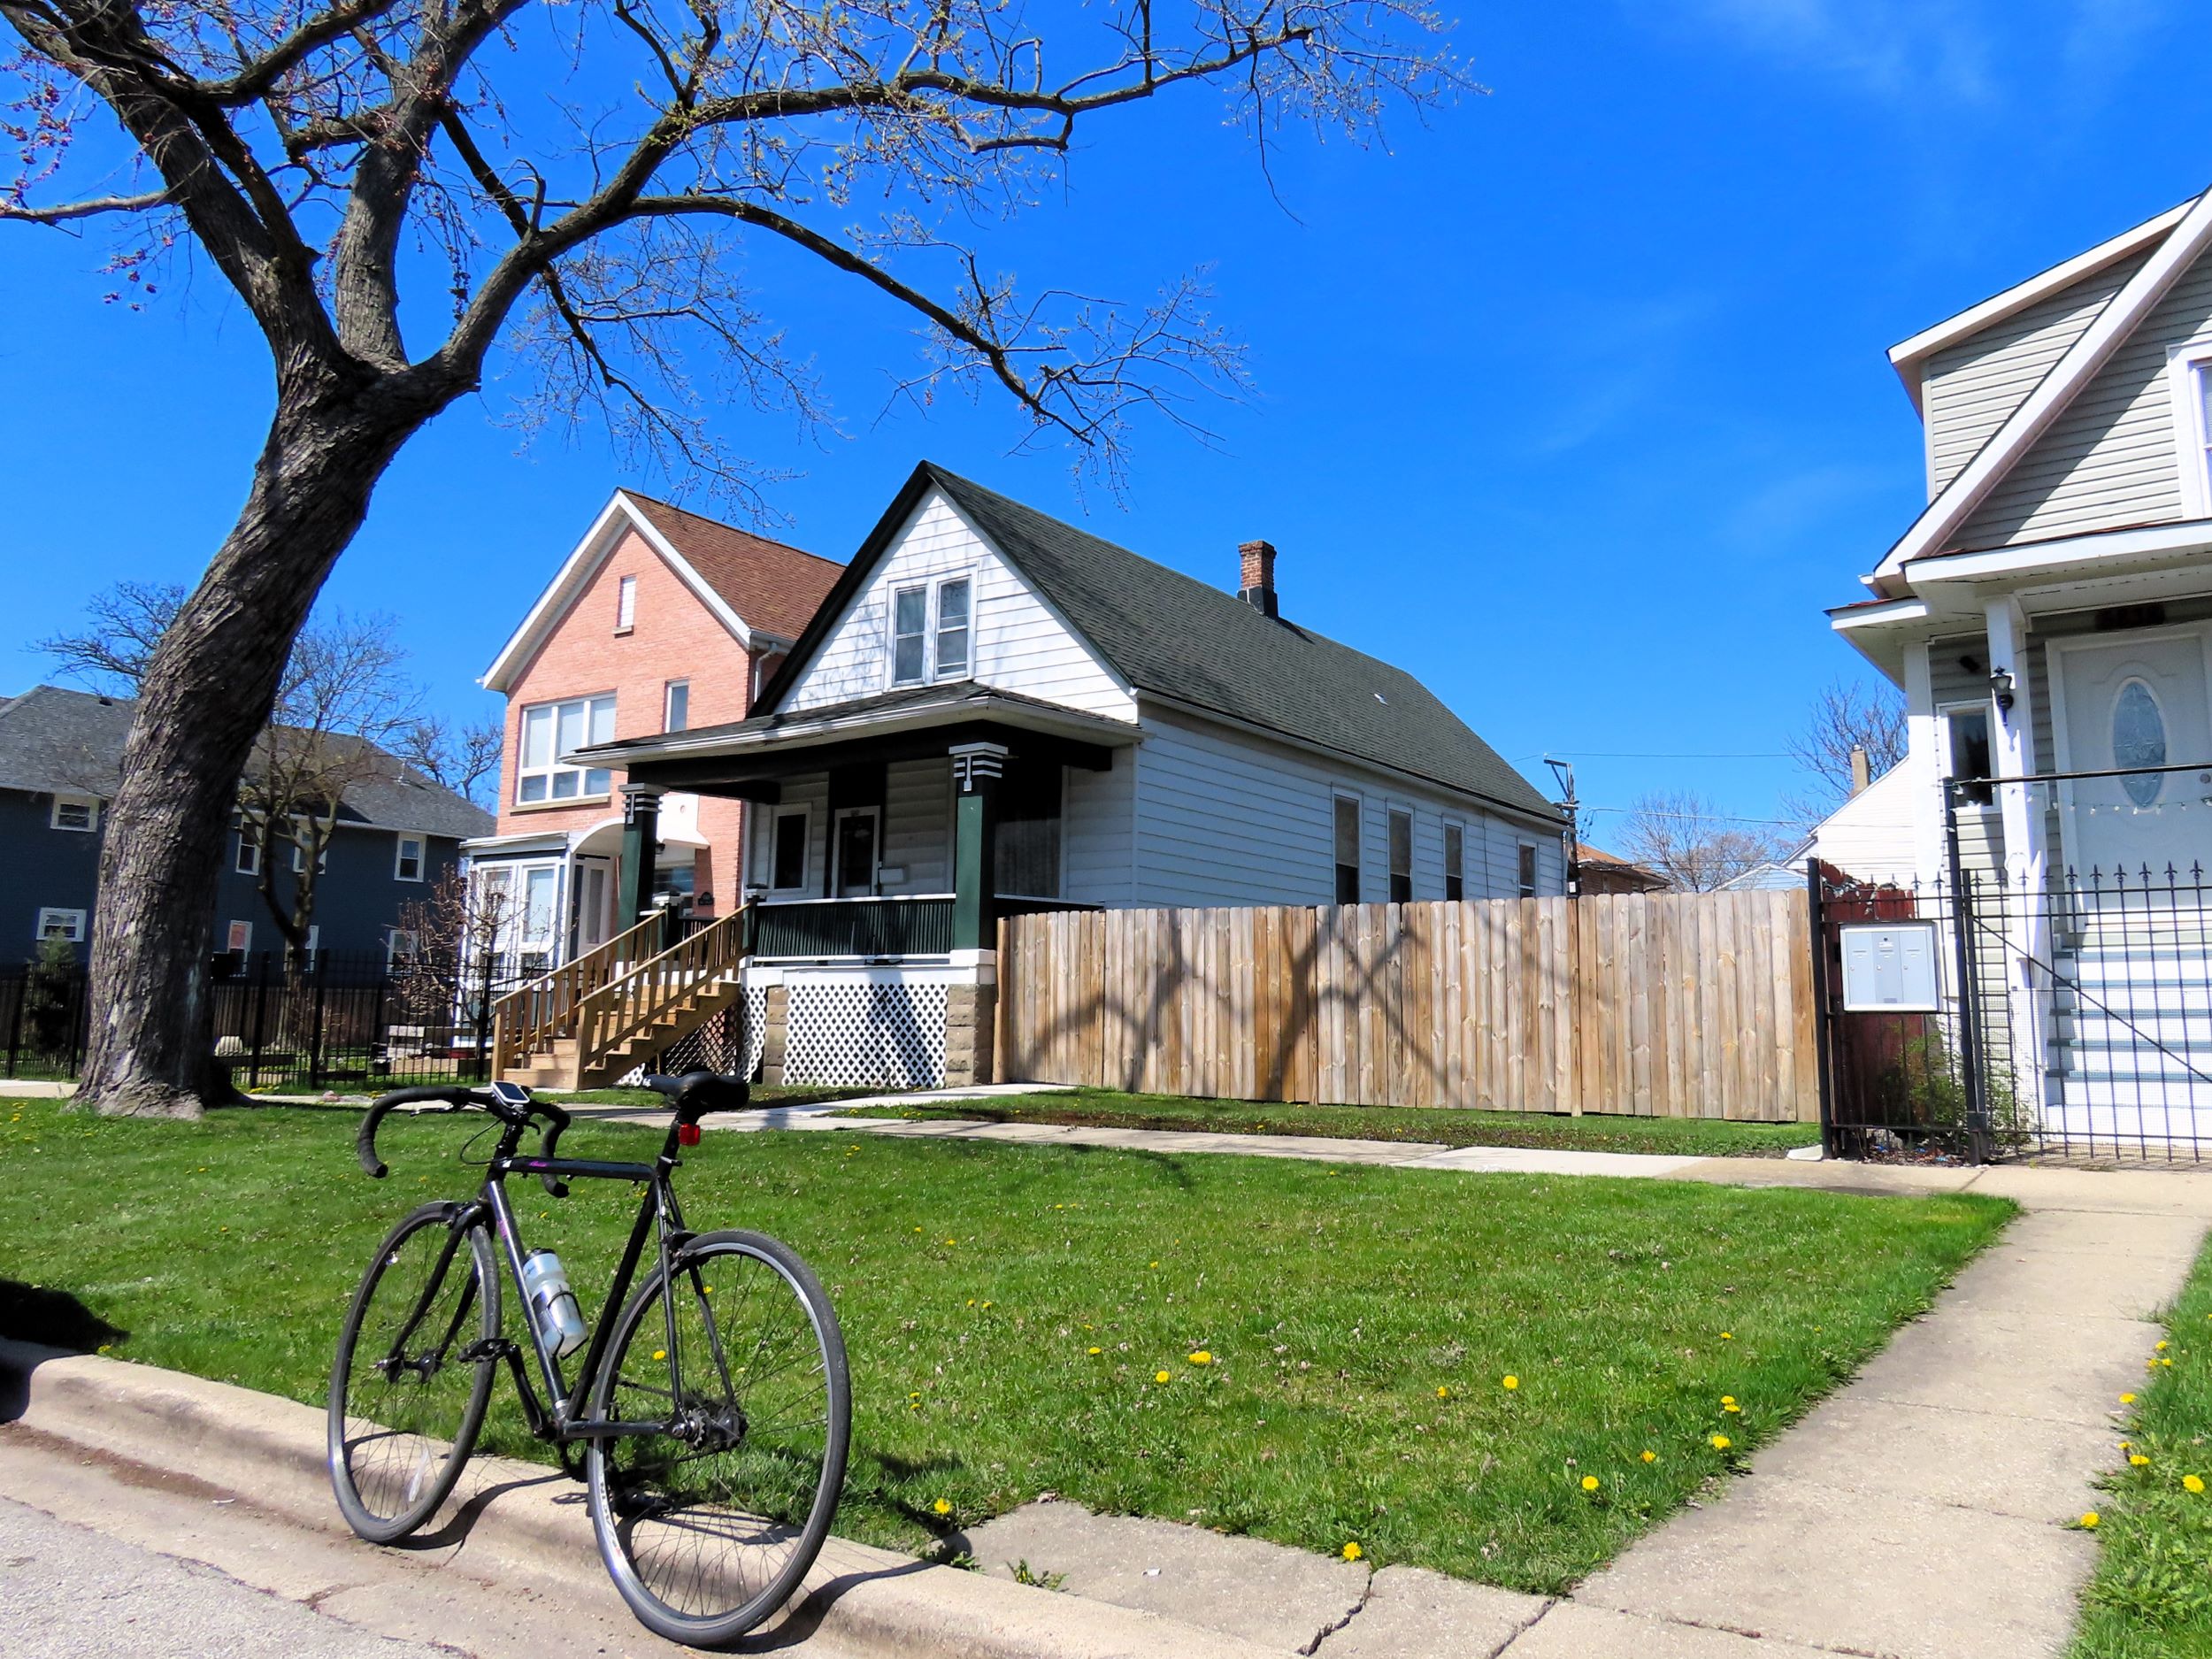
[490,911,667,1075]
[572,907,752,1080]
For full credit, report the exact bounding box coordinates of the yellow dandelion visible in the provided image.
[1502,1375,1520,1391]
[2080,1512,2101,1530]
[651,1348,666,1361]
[1640,1450,1657,1463]
[1720,1332,1734,1341]
[2187,1475,2207,1495]
[1710,1433,1732,1452]
[1189,1351,1213,1366]
[1087,1347,1103,1356]
[1155,1370,1172,1384]
[1341,1541,1363,1562]
[2131,1453,2151,1467]
[933,1498,951,1516]
[2157,1340,2170,1352]
[1720,1395,1737,1407]
[1437,1386,1452,1401]
[982,1301,994,1310]
[2122,1393,2138,1404]
[2162,1358,2175,1368]
[1581,1475,1601,1492]
[1723,1402,1742,1415]
[967,1299,976,1308]
[944,1238,957,1248]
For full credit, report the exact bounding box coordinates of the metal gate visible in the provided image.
[1814,767,2212,1164]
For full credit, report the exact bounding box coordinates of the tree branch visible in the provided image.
[0,186,171,222]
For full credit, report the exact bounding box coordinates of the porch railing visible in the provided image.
[753,896,956,959]
[490,910,664,1074]
[575,908,750,1064]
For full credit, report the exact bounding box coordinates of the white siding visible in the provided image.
[1923,257,2139,499]
[782,489,1137,720]
[882,758,951,895]
[1955,246,2212,548]
[1129,708,1563,909]
[748,773,830,895]
[1064,746,1136,907]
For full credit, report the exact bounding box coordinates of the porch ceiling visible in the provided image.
[570,683,1133,800]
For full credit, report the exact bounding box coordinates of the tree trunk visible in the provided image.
[76,362,445,1117]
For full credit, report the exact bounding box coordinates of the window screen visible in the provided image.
[995,757,1063,898]
[1387,808,1413,903]
[1333,795,1361,905]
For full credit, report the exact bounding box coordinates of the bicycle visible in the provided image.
[327,1071,850,1647]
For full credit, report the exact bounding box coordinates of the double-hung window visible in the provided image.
[664,680,690,733]
[235,831,262,875]
[890,576,974,685]
[1386,807,1414,903]
[395,834,426,881]
[1517,844,1539,899]
[518,694,616,803]
[1443,821,1466,902]
[1333,794,1362,904]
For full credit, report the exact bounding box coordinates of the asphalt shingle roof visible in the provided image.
[622,492,844,643]
[0,685,494,841]
[920,466,1559,820]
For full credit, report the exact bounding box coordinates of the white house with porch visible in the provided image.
[493,462,1567,1093]
[1832,186,2212,1149]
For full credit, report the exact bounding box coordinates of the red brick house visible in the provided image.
[468,491,841,971]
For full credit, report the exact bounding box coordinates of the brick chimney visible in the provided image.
[1239,539,1279,618]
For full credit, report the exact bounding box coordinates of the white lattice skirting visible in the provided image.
[778,970,949,1090]
[619,986,771,1086]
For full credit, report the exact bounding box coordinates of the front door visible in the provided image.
[833,807,880,898]
[2052,626,2212,877]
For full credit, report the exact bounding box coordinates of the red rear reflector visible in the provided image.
[677,1123,702,1147]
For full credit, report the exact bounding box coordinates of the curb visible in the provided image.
[0,1339,1285,1659]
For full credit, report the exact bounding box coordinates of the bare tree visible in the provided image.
[35,580,188,694]
[396,715,503,809]
[1615,791,1791,894]
[3,0,1460,1118]
[389,864,514,1028]
[1788,678,1906,810]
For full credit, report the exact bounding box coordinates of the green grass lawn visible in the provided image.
[0,1094,2000,1594]
[847,1087,1823,1159]
[2071,1235,2212,1657]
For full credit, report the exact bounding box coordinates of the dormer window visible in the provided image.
[890,576,974,687]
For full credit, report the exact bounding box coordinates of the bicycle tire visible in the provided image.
[328,1202,500,1543]
[586,1229,850,1647]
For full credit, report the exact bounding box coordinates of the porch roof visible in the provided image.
[569,681,1134,797]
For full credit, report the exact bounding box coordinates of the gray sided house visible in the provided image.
[545,462,1566,1091]
[0,685,493,964]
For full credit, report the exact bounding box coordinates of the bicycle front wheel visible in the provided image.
[586,1230,849,1647]
[327,1202,499,1544]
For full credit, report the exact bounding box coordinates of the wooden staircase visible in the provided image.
[493,909,751,1091]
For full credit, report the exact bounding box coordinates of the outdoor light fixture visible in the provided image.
[1989,666,2016,714]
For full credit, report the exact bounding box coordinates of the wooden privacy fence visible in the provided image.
[995,891,1818,1122]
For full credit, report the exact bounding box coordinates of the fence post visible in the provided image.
[247,949,271,1093]
[1807,861,1839,1159]
[1941,785,1991,1164]
[475,945,496,1082]
[308,949,329,1089]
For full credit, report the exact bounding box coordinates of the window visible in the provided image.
[892,586,929,684]
[2114,679,2169,807]
[764,808,810,892]
[299,925,319,958]
[235,831,261,876]
[664,679,690,733]
[291,837,328,874]
[386,927,419,965]
[1939,703,1995,808]
[35,907,86,942]
[1517,844,1539,899]
[518,694,616,803]
[50,795,96,832]
[395,833,425,881]
[2167,349,2212,517]
[934,578,972,680]
[1443,821,1466,902]
[225,919,253,954]
[615,573,637,631]
[1333,794,1362,904]
[1386,807,1413,903]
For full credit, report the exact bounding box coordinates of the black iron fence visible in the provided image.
[2,949,532,1093]
[1814,858,2212,1164]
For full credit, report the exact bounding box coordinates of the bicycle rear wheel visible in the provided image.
[586,1230,849,1647]
[328,1202,499,1543]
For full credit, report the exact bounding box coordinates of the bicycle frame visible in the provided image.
[435,1117,704,1445]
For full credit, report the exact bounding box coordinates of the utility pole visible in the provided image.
[1546,757,1580,895]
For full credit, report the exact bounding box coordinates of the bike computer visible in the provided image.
[490,1079,532,1110]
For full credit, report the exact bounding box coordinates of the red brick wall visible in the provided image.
[495,525,757,910]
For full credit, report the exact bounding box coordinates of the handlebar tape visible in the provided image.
[356,1086,476,1179]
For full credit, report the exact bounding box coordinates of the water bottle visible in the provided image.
[521,1248,588,1360]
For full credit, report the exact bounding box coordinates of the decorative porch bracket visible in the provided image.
[949,742,1008,953]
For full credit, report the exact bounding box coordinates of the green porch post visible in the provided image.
[949,743,1007,953]
[618,785,663,937]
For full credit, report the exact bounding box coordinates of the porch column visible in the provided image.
[1984,595,2051,1122]
[618,784,664,935]
[946,742,1006,1087]
[1901,641,1945,891]
[949,743,1007,953]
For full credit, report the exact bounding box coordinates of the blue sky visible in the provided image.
[2,0,2204,847]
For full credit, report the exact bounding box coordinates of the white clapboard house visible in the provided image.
[496,462,1567,1092]
[1831,187,2212,1148]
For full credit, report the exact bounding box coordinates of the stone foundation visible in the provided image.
[942,980,997,1087]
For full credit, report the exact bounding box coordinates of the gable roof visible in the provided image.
[0,685,494,840]
[481,490,842,692]
[1872,181,2212,592]
[759,463,1561,822]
